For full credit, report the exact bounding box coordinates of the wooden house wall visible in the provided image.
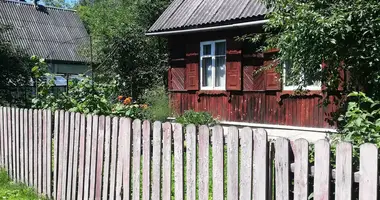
[168,28,337,128]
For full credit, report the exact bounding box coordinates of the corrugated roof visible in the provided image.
[148,0,269,33]
[0,0,89,63]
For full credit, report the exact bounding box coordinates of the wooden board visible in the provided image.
[227,126,239,200]
[314,140,330,200]
[199,125,209,200]
[275,137,290,200]
[335,142,352,200]
[151,121,162,200]
[162,122,172,200]
[142,121,151,200]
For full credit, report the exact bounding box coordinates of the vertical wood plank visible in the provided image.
[212,125,224,200]
[66,112,76,199]
[314,140,330,200]
[7,107,12,178]
[15,108,20,182]
[42,110,47,195]
[102,116,112,200]
[174,123,183,200]
[227,126,239,200]
[121,118,132,200]
[142,121,151,200]
[186,124,196,200]
[334,142,352,200]
[71,113,81,200]
[60,111,70,199]
[38,109,43,193]
[0,107,3,167]
[132,119,142,200]
[108,117,119,200]
[20,109,25,183]
[240,127,253,200]
[33,109,38,188]
[275,137,290,200]
[162,122,172,200]
[77,114,87,200]
[83,115,93,200]
[151,121,162,200]
[89,115,99,200]
[23,109,29,185]
[53,110,60,197]
[95,116,105,199]
[359,144,378,200]
[199,125,209,200]
[46,109,52,198]
[294,139,309,200]
[28,109,33,187]
[3,108,8,172]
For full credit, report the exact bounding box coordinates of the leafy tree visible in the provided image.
[77,0,170,99]
[260,0,380,98]
[0,24,32,106]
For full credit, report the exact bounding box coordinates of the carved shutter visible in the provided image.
[264,60,282,91]
[185,43,199,90]
[226,38,242,90]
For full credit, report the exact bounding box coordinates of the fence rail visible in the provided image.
[0,107,378,199]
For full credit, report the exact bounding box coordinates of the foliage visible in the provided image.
[140,85,170,121]
[77,0,170,98]
[175,110,217,127]
[0,168,45,200]
[260,0,380,98]
[332,92,380,167]
[0,24,33,107]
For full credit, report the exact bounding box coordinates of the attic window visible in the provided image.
[200,40,226,90]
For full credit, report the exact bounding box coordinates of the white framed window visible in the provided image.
[200,40,226,90]
[283,61,321,91]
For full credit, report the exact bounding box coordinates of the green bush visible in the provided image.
[175,110,217,126]
[140,85,171,122]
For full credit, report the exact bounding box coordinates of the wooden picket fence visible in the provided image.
[0,107,378,200]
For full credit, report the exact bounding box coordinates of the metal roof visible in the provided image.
[148,0,269,33]
[0,0,89,63]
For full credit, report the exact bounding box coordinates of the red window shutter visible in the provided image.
[226,38,242,90]
[185,43,199,90]
[264,60,282,91]
[168,67,186,91]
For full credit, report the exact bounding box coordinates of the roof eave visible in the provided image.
[146,19,269,36]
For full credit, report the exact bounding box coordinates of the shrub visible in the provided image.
[175,110,217,126]
[140,85,170,121]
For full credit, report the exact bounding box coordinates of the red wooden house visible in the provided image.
[147,0,337,137]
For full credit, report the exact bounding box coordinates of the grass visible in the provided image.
[0,169,45,200]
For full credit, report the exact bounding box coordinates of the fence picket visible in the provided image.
[60,111,70,199]
[294,139,309,200]
[37,109,43,192]
[33,109,38,189]
[359,144,378,200]
[275,137,290,200]
[83,114,93,200]
[28,109,33,187]
[95,116,105,199]
[46,109,52,198]
[42,110,47,195]
[71,113,81,200]
[132,119,142,200]
[53,110,60,197]
[108,117,119,200]
[199,125,209,200]
[23,109,29,186]
[3,108,8,171]
[20,109,24,183]
[240,127,253,200]
[15,108,20,182]
[77,114,87,200]
[0,108,3,167]
[335,142,352,200]
[102,116,112,200]
[11,108,16,180]
[253,129,268,200]
[121,118,132,200]
[212,125,224,200]
[227,126,239,200]
[142,121,151,200]
[173,123,183,200]
[66,112,76,199]
[151,121,162,200]
[89,115,99,200]
[7,107,12,177]
[162,122,172,200]
[314,140,330,200]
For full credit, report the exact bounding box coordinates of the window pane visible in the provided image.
[284,61,297,86]
[202,57,212,87]
[203,44,211,55]
[215,42,226,56]
[215,56,226,87]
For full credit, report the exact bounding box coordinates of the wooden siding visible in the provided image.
[170,92,336,128]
